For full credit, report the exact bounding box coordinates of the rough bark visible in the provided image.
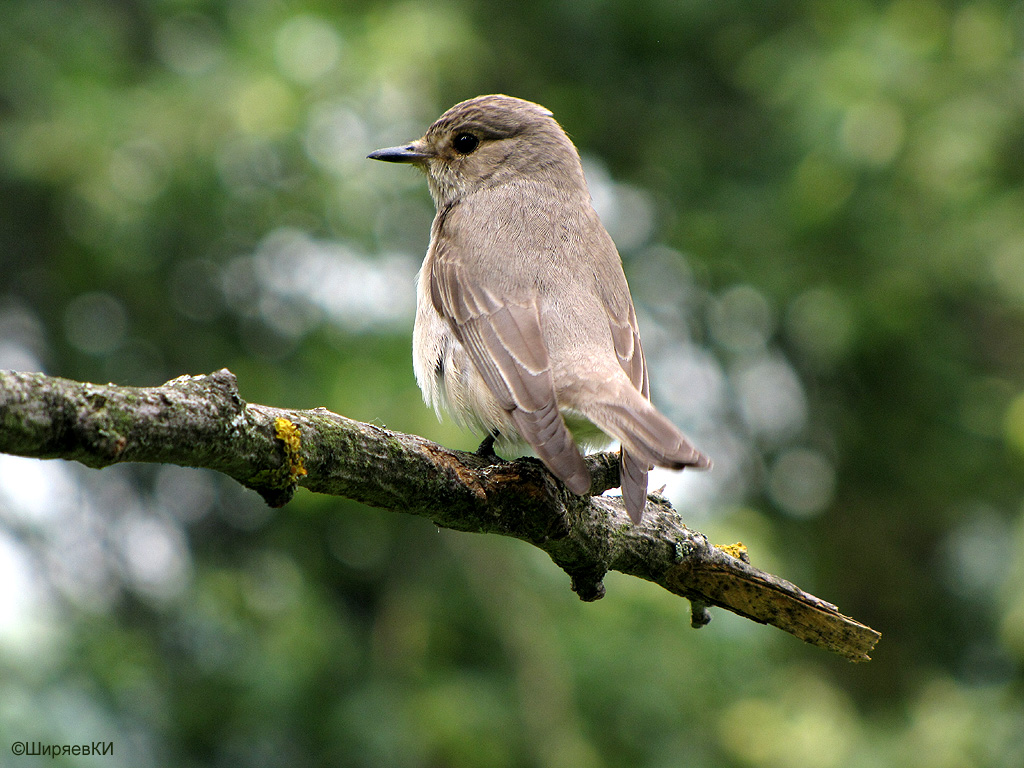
[0,368,880,661]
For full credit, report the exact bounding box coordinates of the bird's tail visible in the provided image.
[584,388,709,470]
[581,385,710,522]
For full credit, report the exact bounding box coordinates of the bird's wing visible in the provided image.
[607,297,650,399]
[429,245,591,496]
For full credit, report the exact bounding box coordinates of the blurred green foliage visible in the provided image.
[2,0,1024,765]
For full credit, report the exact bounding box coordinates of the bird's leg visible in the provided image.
[475,431,503,462]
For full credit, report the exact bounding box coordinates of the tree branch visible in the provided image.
[0,368,880,661]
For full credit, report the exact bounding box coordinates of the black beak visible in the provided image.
[367,144,430,163]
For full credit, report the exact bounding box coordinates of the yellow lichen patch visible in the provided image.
[717,542,749,562]
[274,417,307,480]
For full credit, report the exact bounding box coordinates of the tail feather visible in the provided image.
[578,384,709,522]
[586,395,709,472]
[619,448,650,523]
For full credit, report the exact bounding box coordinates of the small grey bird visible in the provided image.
[368,94,709,522]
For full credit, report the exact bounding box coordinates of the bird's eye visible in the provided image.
[452,132,479,155]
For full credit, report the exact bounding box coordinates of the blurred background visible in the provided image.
[2,0,1024,765]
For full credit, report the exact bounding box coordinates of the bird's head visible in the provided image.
[368,94,588,208]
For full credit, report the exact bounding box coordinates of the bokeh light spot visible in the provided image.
[275,15,342,84]
[735,356,808,441]
[154,14,223,76]
[768,448,836,517]
[231,76,297,138]
[840,100,905,166]
[116,512,190,602]
[64,292,128,356]
[710,284,776,352]
[785,286,855,368]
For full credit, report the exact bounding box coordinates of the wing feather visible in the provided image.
[430,252,591,495]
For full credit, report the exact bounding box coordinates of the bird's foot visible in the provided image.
[475,431,503,463]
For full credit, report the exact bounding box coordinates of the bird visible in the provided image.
[368,94,709,522]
